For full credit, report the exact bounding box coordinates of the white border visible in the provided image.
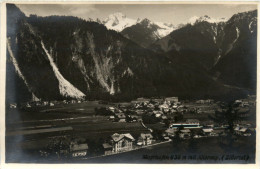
[0,1,259,169]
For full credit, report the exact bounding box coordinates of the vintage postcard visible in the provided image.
[1,1,259,168]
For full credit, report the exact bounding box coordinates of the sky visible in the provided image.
[16,4,258,25]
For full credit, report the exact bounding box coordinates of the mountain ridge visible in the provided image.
[6,4,254,103]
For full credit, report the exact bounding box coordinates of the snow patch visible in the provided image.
[103,13,176,37]
[154,21,176,38]
[249,20,256,33]
[189,15,227,25]
[104,12,137,32]
[86,32,116,95]
[7,37,39,99]
[122,67,134,77]
[213,36,216,44]
[41,41,85,99]
[110,81,115,95]
[249,21,253,33]
[214,54,221,66]
[233,27,240,44]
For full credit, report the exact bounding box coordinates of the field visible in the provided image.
[5,100,256,163]
[5,101,149,162]
[80,136,256,164]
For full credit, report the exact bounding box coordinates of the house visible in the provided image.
[102,143,113,155]
[70,143,89,157]
[109,115,115,120]
[234,126,251,136]
[236,108,250,118]
[161,115,168,120]
[71,100,77,104]
[118,119,126,122]
[241,102,249,107]
[165,97,178,103]
[43,101,49,106]
[161,132,171,140]
[147,104,155,109]
[202,128,214,136]
[196,99,214,104]
[170,121,200,129]
[137,133,153,146]
[126,115,137,123]
[136,110,144,115]
[172,105,178,109]
[111,133,135,153]
[179,129,191,139]
[190,128,203,138]
[131,98,150,104]
[152,98,164,104]
[186,119,200,125]
[9,103,17,109]
[115,113,126,119]
[131,115,141,122]
[235,100,242,104]
[155,113,162,118]
[108,107,116,112]
[63,100,68,104]
[165,128,176,137]
[159,104,169,111]
[163,136,170,140]
[171,109,177,113]
[26,103,31,108]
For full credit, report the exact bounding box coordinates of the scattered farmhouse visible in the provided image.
[70,143,89,158]
[110,133,135,153]
[234,126,251,136]
[202,128,214,136]
[137,133,153,146]
[179,129,191,139]
[9,103,17,109]
[165,97,178,103]
[102,143,113,155]
[131,98,150,104]
[165,128,176,137]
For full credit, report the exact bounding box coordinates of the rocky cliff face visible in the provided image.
[150,20,226,70]
[150,10,257,90]
[121,18,176,48]
[212,10,257,90]
[6,4,254,103]
[7,5,162,101]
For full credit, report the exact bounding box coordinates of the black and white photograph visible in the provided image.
[4,2,258,165]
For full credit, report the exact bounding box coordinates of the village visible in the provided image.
[7,95,256,161]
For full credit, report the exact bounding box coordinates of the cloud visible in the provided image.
[16,4,99,19]
[222,4,257,11]
[63,5,99,16]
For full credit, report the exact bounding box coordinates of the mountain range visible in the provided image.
[6,4,257,103]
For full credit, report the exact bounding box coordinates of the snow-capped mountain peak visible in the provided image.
[140,18,152,24]
[103,12,137,32]
[189,15,227,25]
[107,12,126,20]
[154,21,176,37]
[103,13,176,37]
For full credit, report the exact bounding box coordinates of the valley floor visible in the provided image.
[5,97,256,164]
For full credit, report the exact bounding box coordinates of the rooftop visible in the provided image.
[111,133,135,142]
[103,143,112,149]
[70,143,88,151]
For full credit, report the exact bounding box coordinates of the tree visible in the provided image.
[46,136,71,159]
[164,119,171,127]
[214,102,247,134]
